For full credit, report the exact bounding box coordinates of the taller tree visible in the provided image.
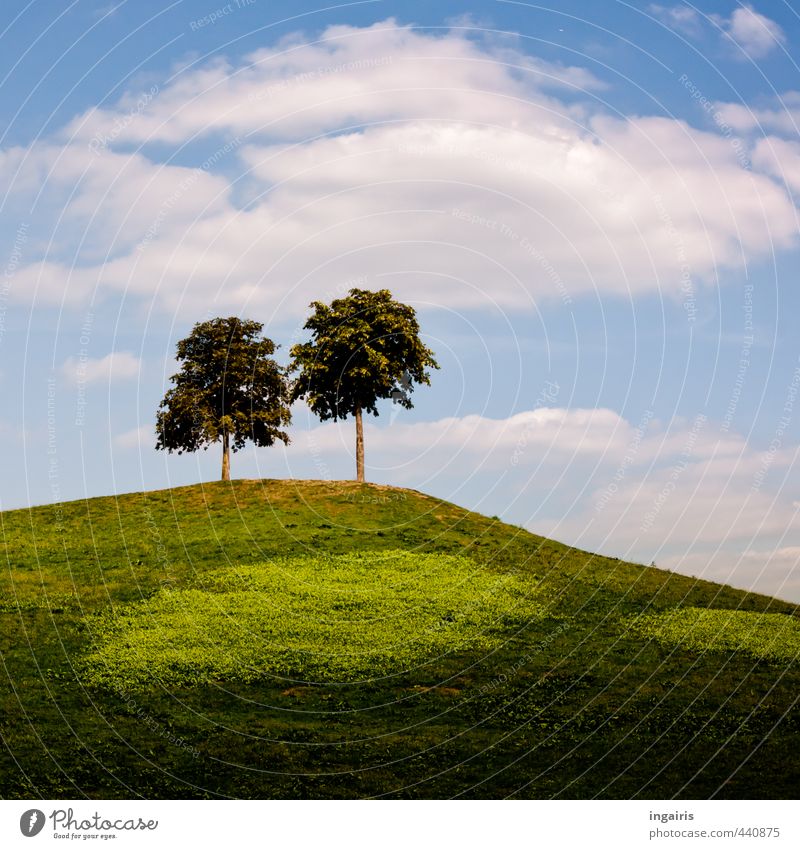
[290,288,438,482]
[156,317,291,480]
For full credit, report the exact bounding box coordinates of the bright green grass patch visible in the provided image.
[80,550,547,688]
[625,607,800,661]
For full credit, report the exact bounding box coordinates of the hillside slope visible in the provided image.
[0,480,797,799]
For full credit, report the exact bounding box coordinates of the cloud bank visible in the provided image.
[1,19,797,319]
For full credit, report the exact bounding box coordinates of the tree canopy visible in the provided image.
[155,317,291,480]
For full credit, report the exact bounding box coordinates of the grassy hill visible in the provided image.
[0,479,798,799]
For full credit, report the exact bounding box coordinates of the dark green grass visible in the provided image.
[0,479,797,799]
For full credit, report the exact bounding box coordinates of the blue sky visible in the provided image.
[2,1,800,601]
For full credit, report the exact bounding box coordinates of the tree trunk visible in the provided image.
[221,430,231,481]
[355,406,365,483]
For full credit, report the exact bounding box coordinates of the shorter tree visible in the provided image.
[290,288,439,482]
[156,317,291,480]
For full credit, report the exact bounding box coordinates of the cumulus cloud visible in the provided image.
[750,137,800,194]
[650,5,786,60]
[61,351,141,385]
[1,19,798,318]
[62,20,604,147]
[719,4,786,59]
[714,92,800,136]
[8,119,797,316]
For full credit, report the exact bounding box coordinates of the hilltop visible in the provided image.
[0,480,797,798]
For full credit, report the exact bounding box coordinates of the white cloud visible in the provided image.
[649,4,703,37]
[9,117,797,317]
[717,4,786,59]
[0,139,232,271]
[288,405,631,473]
[651,5,786,60]
[62,20,604,148]
[751,136,800,194]
[1,19,799,318]
[61,351,141,385]
[715,92,800,136]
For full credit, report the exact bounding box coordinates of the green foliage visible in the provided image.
[80,551,546,688]
[289,288,439,421]
[155,316,291,457]
[625,607,800,661]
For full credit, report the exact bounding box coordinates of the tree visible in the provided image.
[156,317,291,481]
[290,288,439,482]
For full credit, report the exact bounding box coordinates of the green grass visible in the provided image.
[625,607,800,661]
[81,551,547,687]
[0,479,798,799]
